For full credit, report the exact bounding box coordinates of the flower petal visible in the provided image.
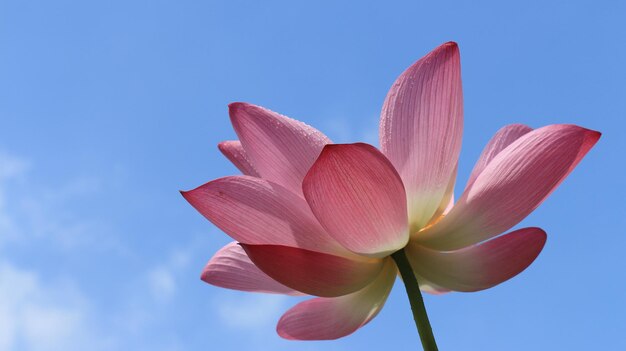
[276,259,396,340]
[380,42,463,230]
[414,272,450,295]
[229,102,331,196]
[241,244,385,298]
[181,176,344,255]
[465,124,532,189]
[424,163,457,229]
[217,140,260,177]
[201,242,302,295]
[303,143,409,258]
[418,124,600,250]
[406,227,546,292]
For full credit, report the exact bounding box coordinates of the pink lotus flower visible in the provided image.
[182,42,600,342]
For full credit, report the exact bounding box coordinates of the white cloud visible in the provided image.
[0,261,105,351]
[1,149,287,350]
[0,148,201,349]
[0,152,111,351]
[0,151,124,253]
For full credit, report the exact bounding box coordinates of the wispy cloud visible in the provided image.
[0,260,109,351]
[0,151,110,350]
[0,150,184,350]
[148,249,191,303]
[0,151,29,246]
[0,151,29,181]
[321,112,379,146]
[148,268,177,303]
[0,151,125,254]
[0,149,300,351]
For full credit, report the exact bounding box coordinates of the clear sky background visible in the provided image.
[1,1,625,350]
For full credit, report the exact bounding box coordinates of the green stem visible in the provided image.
[391,249,439,351]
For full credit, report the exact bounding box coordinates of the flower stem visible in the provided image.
[391,249,439,351]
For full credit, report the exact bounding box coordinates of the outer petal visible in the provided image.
[380,42,463,231]
[465,124,533,189]
[201,242,302,295]
[229,102,331,196]
[418,124,600,250]
[396,271,450,295]
[241,244,384,298]
[277,259,396,340]
[181,176,344,255]
[406,227,546,292]
[303,143,409,258]
[415,272,450,295]
[217,140,260,177]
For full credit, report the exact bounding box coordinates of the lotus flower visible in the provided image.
[182,42,600,342]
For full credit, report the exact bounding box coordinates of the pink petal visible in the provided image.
[442,194,454,215]
[406,227,547,292]
[217,140,260,177]
[303,143,409,258]
[418,124,600,250]
[425,163,457,229]
[276,259,396,340]
[201,242,302,295]
[241,244,385,297]
[379,42,463,231]
[181,176,344,255]
[465,124,533,189]
[229,102,331,196]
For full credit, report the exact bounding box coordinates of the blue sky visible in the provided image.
[1,0,625,350]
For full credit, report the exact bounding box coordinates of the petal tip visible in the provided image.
[276,321,298,341]
[435,41,459,56]
[199,268,210,283]
[180,187,199,203]
[216,140,230,151]
[228,102,255,123]
[586,129,602,142]
[576,127,601,156]
[531,227,548,247]
[443,41,458,49]
[199,262,219,285]
[564,124,601,141]
[179,181,215,207]
[228,101,247,111]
